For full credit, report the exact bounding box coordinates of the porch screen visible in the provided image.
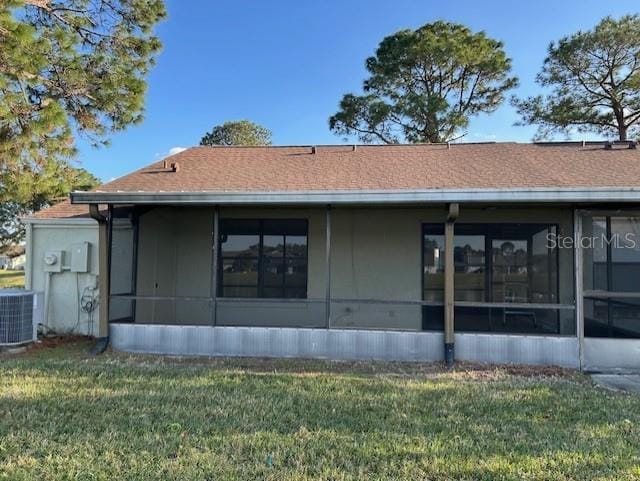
[583,216,640,339]
[423,223,567,334]
[219,219,308,298]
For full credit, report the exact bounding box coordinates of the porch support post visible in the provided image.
[90,204,110,341]
[444,203,459,367]
[325,205,332,328]
[210,206,220,325]
[574,209,584,370]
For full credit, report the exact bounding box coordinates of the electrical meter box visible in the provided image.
[43,251,63,273]
[70,242,90,273]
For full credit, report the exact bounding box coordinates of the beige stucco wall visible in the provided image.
[26,221,100,335]
[329,208,441,329]
[132,205,575,332]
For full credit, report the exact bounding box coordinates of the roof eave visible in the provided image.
[70,187,640,205]
[22,217,96,225]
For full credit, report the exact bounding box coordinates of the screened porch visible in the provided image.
[104,204,582,363]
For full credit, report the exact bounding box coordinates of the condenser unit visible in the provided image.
[0,290,43,346]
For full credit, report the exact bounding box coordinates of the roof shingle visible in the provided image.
[28,200,90,219]
[30,142,640,219]
[95,143,640,193]
[28,200,105,220]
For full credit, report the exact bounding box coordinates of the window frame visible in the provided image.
[218,219,309,299]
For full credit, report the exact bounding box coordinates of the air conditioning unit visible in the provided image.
[0,289,43,346]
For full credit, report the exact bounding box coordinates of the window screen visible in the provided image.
[584,216,640,338]
[423,223,563,334]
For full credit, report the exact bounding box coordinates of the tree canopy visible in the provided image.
[200,120,272,146]
[0,161,99,248]
[329,21,517,144]
[513,15,640,141]
[0,0,166,171]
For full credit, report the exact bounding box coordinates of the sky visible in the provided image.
[76,0,640,182]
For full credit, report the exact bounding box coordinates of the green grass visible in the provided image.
[0,270,25,288]
[1,340,640,480]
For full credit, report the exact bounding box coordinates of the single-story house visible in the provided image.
[24,142,640,371]
[0,245,26,270]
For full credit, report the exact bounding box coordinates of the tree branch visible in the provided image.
[347,124,395,144]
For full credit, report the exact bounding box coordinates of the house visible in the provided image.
[23,142,640,371]
[0,245,26,270]
[9,253,26,270]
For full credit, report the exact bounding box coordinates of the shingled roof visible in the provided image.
[30,141,640,219]
[26,200,107,220]
[91,142,640,193]
[28,200,91,219]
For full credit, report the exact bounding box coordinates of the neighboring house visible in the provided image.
[9,254,26,270]
[23,142,640,371]
[0,245,26,270]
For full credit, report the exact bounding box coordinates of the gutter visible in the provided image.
[22,218,97,226]
[89,204,106,223]
[71,186,640,205]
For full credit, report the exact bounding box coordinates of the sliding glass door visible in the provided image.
[423,223,571,335]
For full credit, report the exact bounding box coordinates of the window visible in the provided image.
[219,219,308,298]
[455,229,486,303]
[423,225,444,302]
[422,223,564,334]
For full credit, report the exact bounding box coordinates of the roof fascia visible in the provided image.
[70,187,640,205]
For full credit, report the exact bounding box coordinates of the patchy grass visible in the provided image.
[1,339,639,480]
[0,269,25,288]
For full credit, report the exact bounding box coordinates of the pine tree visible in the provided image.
[0,161,99,247]
[329,21,517,143]
[0,0,166,171]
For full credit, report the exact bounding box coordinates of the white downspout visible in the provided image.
[25,222,34,290]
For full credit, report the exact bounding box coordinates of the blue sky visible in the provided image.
[77,0,640,182]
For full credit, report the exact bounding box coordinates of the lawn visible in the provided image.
[0,270,25,288]
[1,340,639,481]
